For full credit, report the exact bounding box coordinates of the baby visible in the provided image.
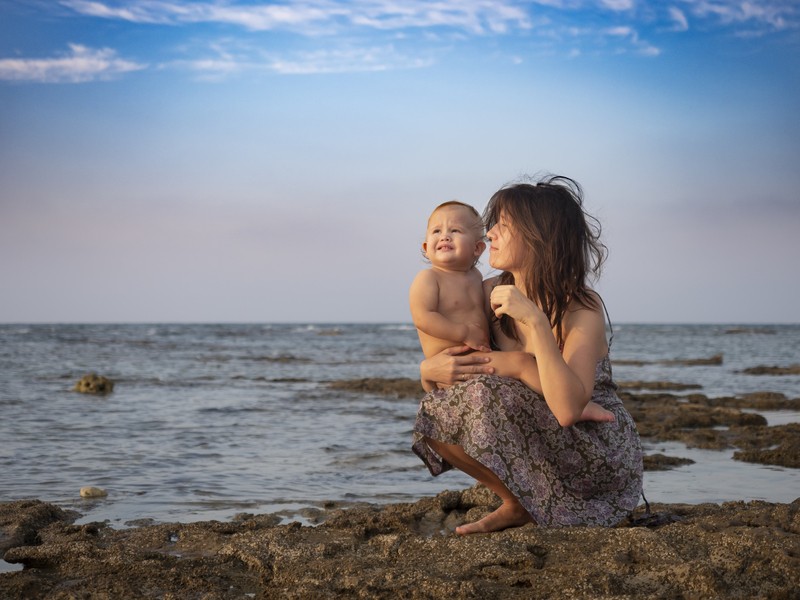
[409,201,489,359]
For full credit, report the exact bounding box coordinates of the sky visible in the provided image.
[1,0,798,324]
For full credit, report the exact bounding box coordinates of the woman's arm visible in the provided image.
[481,351,542,392]
[490,286,606,426]
[420,345,495,391]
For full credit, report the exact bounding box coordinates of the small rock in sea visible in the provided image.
[80,487,108,498]
[74,374,114,395]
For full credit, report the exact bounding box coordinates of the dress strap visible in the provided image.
[598,295,614,350]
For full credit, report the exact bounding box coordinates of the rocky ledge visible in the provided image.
[2,491,799,599]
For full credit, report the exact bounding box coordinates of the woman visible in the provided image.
[412,175,643,534]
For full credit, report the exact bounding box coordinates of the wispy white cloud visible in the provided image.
[603,25,661,55]
[169,41,433,78]
[268,46,434,74]
[0,44,145,83]
[41,0,797,79]
[668,7,689,32]
[61,0,533,35]
[58,0,800,37]
[678,0,798,32]
[598,0,635,11]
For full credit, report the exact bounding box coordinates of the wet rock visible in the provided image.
[621,392,768,448]
[316,329,343,336]
[702,391,798,410]
[329,377,424,398]
[732,424,800,468]
[739,364,800,375]
[618,390,800,468]
[643,454,695,471]
[73,373,114,395]
[615,354,723,367]
[1,494,799,599]
[724,327,776,335]
[618,381,702,391]
[662,354,724,366]
[0,500,76,556]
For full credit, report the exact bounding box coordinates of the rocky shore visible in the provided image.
[2,378,799,599]
[2,491,799,599]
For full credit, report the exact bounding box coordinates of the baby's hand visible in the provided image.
[464,323,490,353]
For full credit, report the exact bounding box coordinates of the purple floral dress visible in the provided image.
[412,356,643,527]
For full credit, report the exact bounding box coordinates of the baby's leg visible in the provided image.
[577,401,615,423]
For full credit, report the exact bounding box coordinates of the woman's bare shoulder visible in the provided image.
[563,294,608,355]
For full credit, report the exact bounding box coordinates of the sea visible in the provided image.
[1,323,799,533]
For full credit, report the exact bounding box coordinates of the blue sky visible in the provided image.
[1,1,798,323]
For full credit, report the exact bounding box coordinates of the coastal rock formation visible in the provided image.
[329,377,425,398]
[0,500,75,556]
[619,390,800,468]
[642,453,695,471]
[618,381,702,391]
[740,364,800,376]
[615,354,723,367]
[732,423,800,468]
[2,492,799,599]
[73,374,114,395]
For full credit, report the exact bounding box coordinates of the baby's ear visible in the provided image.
[474,238,486,256]
[421,242,429,257]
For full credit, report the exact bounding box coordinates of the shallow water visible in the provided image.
[0,323,798,529]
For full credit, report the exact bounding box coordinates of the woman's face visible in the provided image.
[486,211,522,272]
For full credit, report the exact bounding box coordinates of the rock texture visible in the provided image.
[2,491,799,599]
[740,364,800,376]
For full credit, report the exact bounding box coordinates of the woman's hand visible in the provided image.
[489,285,546,327]
[420,345,494,391]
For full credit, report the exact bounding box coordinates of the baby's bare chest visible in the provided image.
[437,277,484,316]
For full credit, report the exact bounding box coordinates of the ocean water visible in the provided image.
[1,323,798,531]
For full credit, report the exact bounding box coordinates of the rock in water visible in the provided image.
[74,374,114,394]
[79,487,108,498]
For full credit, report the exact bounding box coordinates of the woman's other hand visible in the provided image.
[420,345,494,391]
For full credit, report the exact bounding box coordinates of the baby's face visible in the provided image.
[423,205,485,270]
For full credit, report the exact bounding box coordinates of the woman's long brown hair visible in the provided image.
[483,175,607,347]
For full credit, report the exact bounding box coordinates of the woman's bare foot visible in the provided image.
[577,401,615,423]
[455,501,532,535]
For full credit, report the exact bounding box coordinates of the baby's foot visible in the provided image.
[577,401,615,423]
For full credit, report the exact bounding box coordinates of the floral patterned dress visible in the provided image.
[412,355,643,527]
